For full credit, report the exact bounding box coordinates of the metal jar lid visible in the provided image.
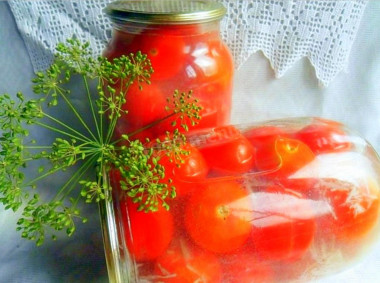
[104,0,226,25]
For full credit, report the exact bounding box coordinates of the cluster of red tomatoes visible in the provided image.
[111,119,380,282]
[104,24,234,141]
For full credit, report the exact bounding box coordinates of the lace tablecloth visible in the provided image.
[8,0,368,86]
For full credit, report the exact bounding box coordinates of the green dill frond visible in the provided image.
[0,37,200,245]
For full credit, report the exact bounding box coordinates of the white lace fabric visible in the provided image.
[8,0,368,86]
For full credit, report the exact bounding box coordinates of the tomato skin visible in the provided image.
[125,27,186,80]
[271,137,316,177]
[248,128,315,177]
[244,126,288,172]
[158,143,209,197]
[172,37,233,130]
[113,82,167,142]
[250,185,316,261]
[318,179,380,242]
[120,198,174,262]
[184,180,253,254]
[122,82,167,128]
[199,125,255,174]
[154,238,222,283]
[245,126,315,177]
[294,122,352,154]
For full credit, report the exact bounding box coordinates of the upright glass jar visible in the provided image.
[103,0,234,141]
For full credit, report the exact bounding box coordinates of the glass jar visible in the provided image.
[101,117,380,282]
[103,0,234,141]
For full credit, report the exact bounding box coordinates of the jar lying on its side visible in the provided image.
[104,117,380,282]
[103,0,234,141]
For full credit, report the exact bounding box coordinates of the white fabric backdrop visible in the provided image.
[8,0,368,86]
[1,0,380,282]
[231,2,380,154]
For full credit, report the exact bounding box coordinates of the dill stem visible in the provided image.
[55,154,98,201]
[57,88,98,142]
[83,76,101,141]
[112,112,177,145]
[98,80,104,146]
[33,121,90,144]
[24,145,52,149]
[43,111,93,143]
[24,165,67,187]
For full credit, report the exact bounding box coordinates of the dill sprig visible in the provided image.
[0,38,201,246]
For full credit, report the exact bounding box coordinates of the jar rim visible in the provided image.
[104,0,226,25]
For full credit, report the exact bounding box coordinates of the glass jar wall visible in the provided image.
[103,0,234,141]
[102,117,380,282]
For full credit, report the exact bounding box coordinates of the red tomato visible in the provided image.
[245,126,315,176]
[199,125,255,174]
[155,34,233,133]
[318,178,380,241]
[127,28,186,80]
[244,126,288,172]
[114,82,167,141]
[222,254,274,283]
[194,83,231,126]
[102,61,166,143]
[250,185,316,261]
[294,122,352,154]
[122,82,167,129]
[259,137,315,178]
[261,138,315,178]
[272,137,315,176]
[207,36,234,83]
[157,143,209,197]
[154,238,222,283]
[185,180,253,254]
[120,198,174,262]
